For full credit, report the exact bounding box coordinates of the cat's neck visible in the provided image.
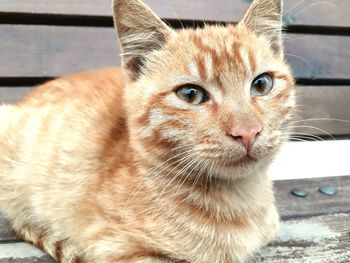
[134,157,273,222]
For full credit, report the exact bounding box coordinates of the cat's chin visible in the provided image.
[213,149,263,167]
[201,157,258,181]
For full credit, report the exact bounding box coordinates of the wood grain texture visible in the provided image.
[274,176,350,219]
[253,213,350,263]
[284,34,350,80]
[1,85,350,136]
[295,86,350,136]
[0,0,349,27]
[0,25,349,79]
[0,25,121,78]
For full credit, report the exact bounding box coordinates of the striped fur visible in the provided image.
[0,0,295,262]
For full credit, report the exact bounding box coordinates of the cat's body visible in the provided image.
[0,0,295,262]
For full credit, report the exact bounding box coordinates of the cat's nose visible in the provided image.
[229,124,262,152]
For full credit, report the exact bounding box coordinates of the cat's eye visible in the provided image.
[175,85,209,105]
[251,73,274,97]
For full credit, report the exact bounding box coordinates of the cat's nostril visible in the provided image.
[229,125,262,151]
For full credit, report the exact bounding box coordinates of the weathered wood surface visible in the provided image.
[275,176,350,219]
[0,0,349,27]
[0,243,54,263]
[0,176,349,262]
[0,25,349,80]
[2,85,350,136]
[254,213,350,262]
[0,25,120,78]
[295,86,350,137]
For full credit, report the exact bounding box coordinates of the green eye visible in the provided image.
[251,73,274,96]
[175,84,209,105]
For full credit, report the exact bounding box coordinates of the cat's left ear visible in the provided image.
[239,0,283,57]
[112,0,174,80]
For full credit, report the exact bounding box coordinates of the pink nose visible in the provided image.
[229,124,262,151]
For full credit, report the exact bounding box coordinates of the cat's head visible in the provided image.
[113,0,295,179]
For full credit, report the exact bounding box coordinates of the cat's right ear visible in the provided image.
[112,0,174,80]
[239,0,283,57]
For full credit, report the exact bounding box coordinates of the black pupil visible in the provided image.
[255,78,266,92]
[183,88,197,102]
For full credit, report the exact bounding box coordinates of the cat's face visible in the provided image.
[114,0,295,178]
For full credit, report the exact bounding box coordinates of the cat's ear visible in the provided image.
[239,0,283,57]
[112,0,174,80]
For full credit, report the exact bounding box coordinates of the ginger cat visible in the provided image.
[0,0,295,262]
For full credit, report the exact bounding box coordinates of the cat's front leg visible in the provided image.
[10,220,83,263]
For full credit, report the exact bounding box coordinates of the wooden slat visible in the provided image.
[0,0,349,27]
[284,34,350,80]
[1,85,350,136]
[0,243,54,263]
[0,25,121,78]
[0,25,349,80]
[295,86,350,136]
[254,213,350,262]
[274,176,350,219]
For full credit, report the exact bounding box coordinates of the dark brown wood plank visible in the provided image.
[274,176,350,219]
[1,85,350,136]
[0,0,349,27]
[0,25,349,80]
[0,243,54,263]
[254,213,350,262]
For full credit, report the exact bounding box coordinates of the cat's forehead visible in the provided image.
[175,25,262,51]
[164,25,274,82]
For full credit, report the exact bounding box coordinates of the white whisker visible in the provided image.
[292,1,339,17]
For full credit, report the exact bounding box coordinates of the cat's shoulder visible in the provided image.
[19,67,125,107]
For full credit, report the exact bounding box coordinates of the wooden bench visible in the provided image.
[0,0,349,262]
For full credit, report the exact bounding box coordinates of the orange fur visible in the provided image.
[0,0,295,262]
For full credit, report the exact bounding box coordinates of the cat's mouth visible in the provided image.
[215,154,258,168]
[235,155,257,165]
